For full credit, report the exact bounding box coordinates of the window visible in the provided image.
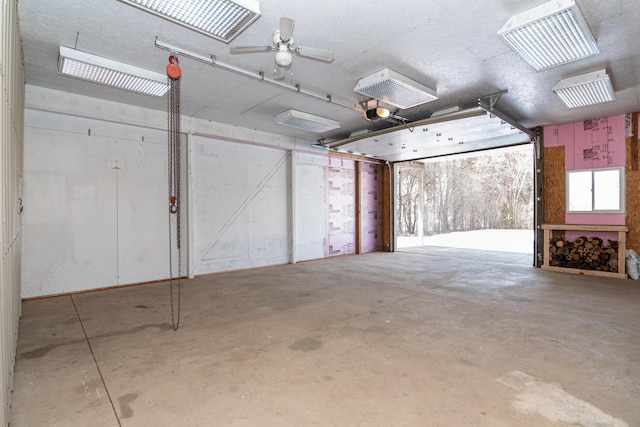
[566,167,624,213]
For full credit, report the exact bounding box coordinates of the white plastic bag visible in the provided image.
[625,249,640,280]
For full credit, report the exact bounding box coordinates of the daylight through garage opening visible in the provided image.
[395,144,535,263]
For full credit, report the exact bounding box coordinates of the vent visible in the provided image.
[118,0,261,43]
[275,110,341,133]
[498,0,600,70]
[354,68,438,109]
[553,69,615,108]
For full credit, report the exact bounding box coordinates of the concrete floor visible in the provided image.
[399,245,534,266]
[10,251,640,426]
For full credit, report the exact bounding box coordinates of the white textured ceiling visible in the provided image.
[18,0,640,154]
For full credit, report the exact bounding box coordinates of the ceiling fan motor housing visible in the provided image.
[275,50,292,67]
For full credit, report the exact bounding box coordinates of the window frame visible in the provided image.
[565,166,625,214]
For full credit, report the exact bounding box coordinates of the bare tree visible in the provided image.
[397,166,421,235]
[398,148,533,237]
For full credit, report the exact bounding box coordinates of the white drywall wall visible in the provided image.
[21,86,380,297]
[21,86,338,297]
[294,152,327,261]
[114,133,179,285]
[191,135,291,275]
[22,110,170,297]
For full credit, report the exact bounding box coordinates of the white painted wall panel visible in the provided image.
[192,136,290,275]
[294,152,327,261]
[21,88,378,299]
[22,126,118,296]
[1,1,24,421]
[115,136,172,285]
[22,111,171,297]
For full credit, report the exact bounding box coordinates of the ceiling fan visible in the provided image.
[230,18,334,80]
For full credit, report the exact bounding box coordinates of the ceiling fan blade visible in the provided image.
[295,46,334,62]
[230,45,273,54]
[279,18,295,42]
[274,64,286,80]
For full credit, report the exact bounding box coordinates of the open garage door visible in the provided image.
[314,99,539,264]
[395,145,535,265]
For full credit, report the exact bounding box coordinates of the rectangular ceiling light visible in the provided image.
[498,0,600,70]
[553,69,615,108]
[58,46,168,97]
[275,110,341,133]
[119,0,260,43]
[354,68,438,109]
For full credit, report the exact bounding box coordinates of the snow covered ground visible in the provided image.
[398,229,534,254]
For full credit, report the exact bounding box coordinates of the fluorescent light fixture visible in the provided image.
[275,109,341,133]
[498,0,600,70]
[58,46,168,96]
[553,69,615,108]
[354,68,438,109]
[119,0,260,43]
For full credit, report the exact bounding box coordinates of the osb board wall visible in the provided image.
[543,145,566,224]
[543,113,638,253]
[626,136,640,252]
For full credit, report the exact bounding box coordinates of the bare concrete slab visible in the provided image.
[11,252,640,426]
[399,244,534,265]
[11,297,117,426]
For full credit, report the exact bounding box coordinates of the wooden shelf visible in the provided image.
[541,223,628,279]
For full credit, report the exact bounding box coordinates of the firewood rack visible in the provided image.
[541,224,628,279]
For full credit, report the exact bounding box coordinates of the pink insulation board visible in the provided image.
[544,114,627,239]
[571,116,625,170]
[360,163,381,253]
[565,213,625,241]
[323,157,356,257]
[544,115,625,169]
[543,123,572,148]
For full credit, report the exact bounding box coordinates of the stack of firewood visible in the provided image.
[549,235,619,272]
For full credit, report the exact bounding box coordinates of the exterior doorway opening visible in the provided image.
[395,145,535,265]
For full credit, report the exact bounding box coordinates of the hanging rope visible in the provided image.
[167,54,182,331]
